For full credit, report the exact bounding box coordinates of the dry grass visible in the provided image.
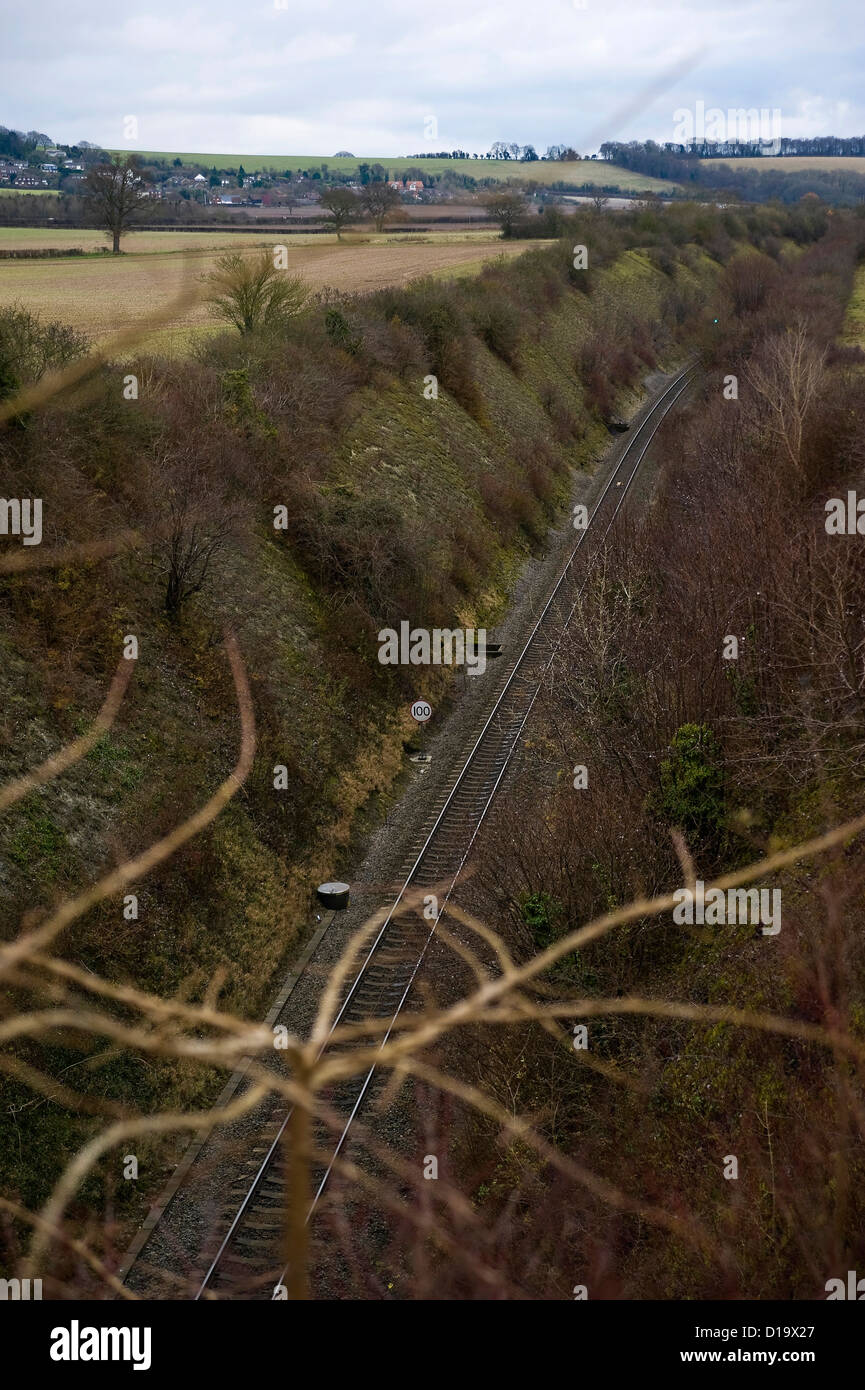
[705,156,865,174]
[0,236,533,353]
[0,227,275,253]
[841,262,865,347]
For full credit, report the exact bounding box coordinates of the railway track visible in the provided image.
[193,362,698,1299]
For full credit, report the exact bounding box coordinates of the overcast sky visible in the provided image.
[6,0,864,156]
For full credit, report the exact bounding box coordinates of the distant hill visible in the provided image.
[107,149,676,193]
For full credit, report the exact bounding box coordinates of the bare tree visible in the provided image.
[745,324,826,482]
[480,188,527,237]
[84,155,150,254]
[146,448,241,616]
[319,186,360,240]
[361,181,400,233]
[723,252,781,315]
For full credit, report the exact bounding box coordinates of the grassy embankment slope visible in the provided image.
[0,226,721,1240]
[841,260,865,346]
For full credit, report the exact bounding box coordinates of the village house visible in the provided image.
[0,159,30,183]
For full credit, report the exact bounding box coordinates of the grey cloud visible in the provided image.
[4,0,863,154]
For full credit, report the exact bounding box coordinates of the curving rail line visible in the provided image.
[193,362,698,1299]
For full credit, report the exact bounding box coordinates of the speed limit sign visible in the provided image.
[410,700,432,723]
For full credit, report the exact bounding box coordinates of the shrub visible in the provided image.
[221,367,277,439]
[526,459,555,504]
[578,338,617,420]
[653,723,726,848]
[449,523,492,592]
[0,304,90,384]
[203,252,308,335]
[372,282,481,415]
[352,312,425,380]
[324,308,362,356]
[647,244,677,277]
[722,252,781,316]
[467,292,522,368]
[518,890,563,948]
[285,481,430,624]
[0,345,19,403]
[510,247,566,308]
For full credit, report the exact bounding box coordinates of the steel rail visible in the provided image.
[297,365,697,1220]
[195,362,697,1299]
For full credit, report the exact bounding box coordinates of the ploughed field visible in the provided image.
[701,155,865,173]
[0,229,538,354]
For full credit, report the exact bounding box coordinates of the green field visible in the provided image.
[0,187,55,195]
[110,150,675,192]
